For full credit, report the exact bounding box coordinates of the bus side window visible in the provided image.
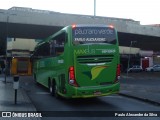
[35,42,50,58]
[49,41,55,56]
[50,32,66,56]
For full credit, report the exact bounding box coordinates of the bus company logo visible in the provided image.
[74,28,113,35]
[83,66,107,80]
[74,49,95,55]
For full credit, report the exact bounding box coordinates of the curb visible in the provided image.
[119,93,160,106]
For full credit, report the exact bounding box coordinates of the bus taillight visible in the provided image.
[109,25,114,29]
[115,64,121,83]
[72,24,76,29]
[69,66,78,87]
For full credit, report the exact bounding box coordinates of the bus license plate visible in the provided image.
[94,91,101,95]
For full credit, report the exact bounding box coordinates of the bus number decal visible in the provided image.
[96,49,116,54]
[58,60,64,64]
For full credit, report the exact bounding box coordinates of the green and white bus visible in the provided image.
[32,24,120,98]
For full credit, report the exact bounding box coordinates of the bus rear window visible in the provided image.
[72,27,116,45]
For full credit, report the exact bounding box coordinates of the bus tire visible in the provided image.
[49,80,59,98]
[49,80,54,96]
[54,84,59,98]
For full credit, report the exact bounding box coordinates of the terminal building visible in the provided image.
[5,37,159,72]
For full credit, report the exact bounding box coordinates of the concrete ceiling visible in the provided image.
[0,22,160,55]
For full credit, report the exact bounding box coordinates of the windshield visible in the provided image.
[72,26,116,45]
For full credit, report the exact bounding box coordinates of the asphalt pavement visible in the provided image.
[0,72,159,119]
[119,72,160,105]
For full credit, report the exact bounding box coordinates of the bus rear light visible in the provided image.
[109,25,114,29]
[69,79,75,84]
[69,66,78,87]
[117,64,121,76]
[72,24,76,29]
[115,64,121,82]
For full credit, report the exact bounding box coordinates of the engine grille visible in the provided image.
[77,55,114,64]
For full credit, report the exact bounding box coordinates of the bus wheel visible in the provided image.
[49,80,59,98]
[49,80,54,96]
[54,84,59,98]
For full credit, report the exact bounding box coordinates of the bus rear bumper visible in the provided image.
[67,82,120,98]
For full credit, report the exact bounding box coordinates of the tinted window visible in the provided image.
[72,27,116,45]
[36,43,50,57]
[49,32,66,56]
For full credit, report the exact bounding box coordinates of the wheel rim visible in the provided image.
[49,82,52,93]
